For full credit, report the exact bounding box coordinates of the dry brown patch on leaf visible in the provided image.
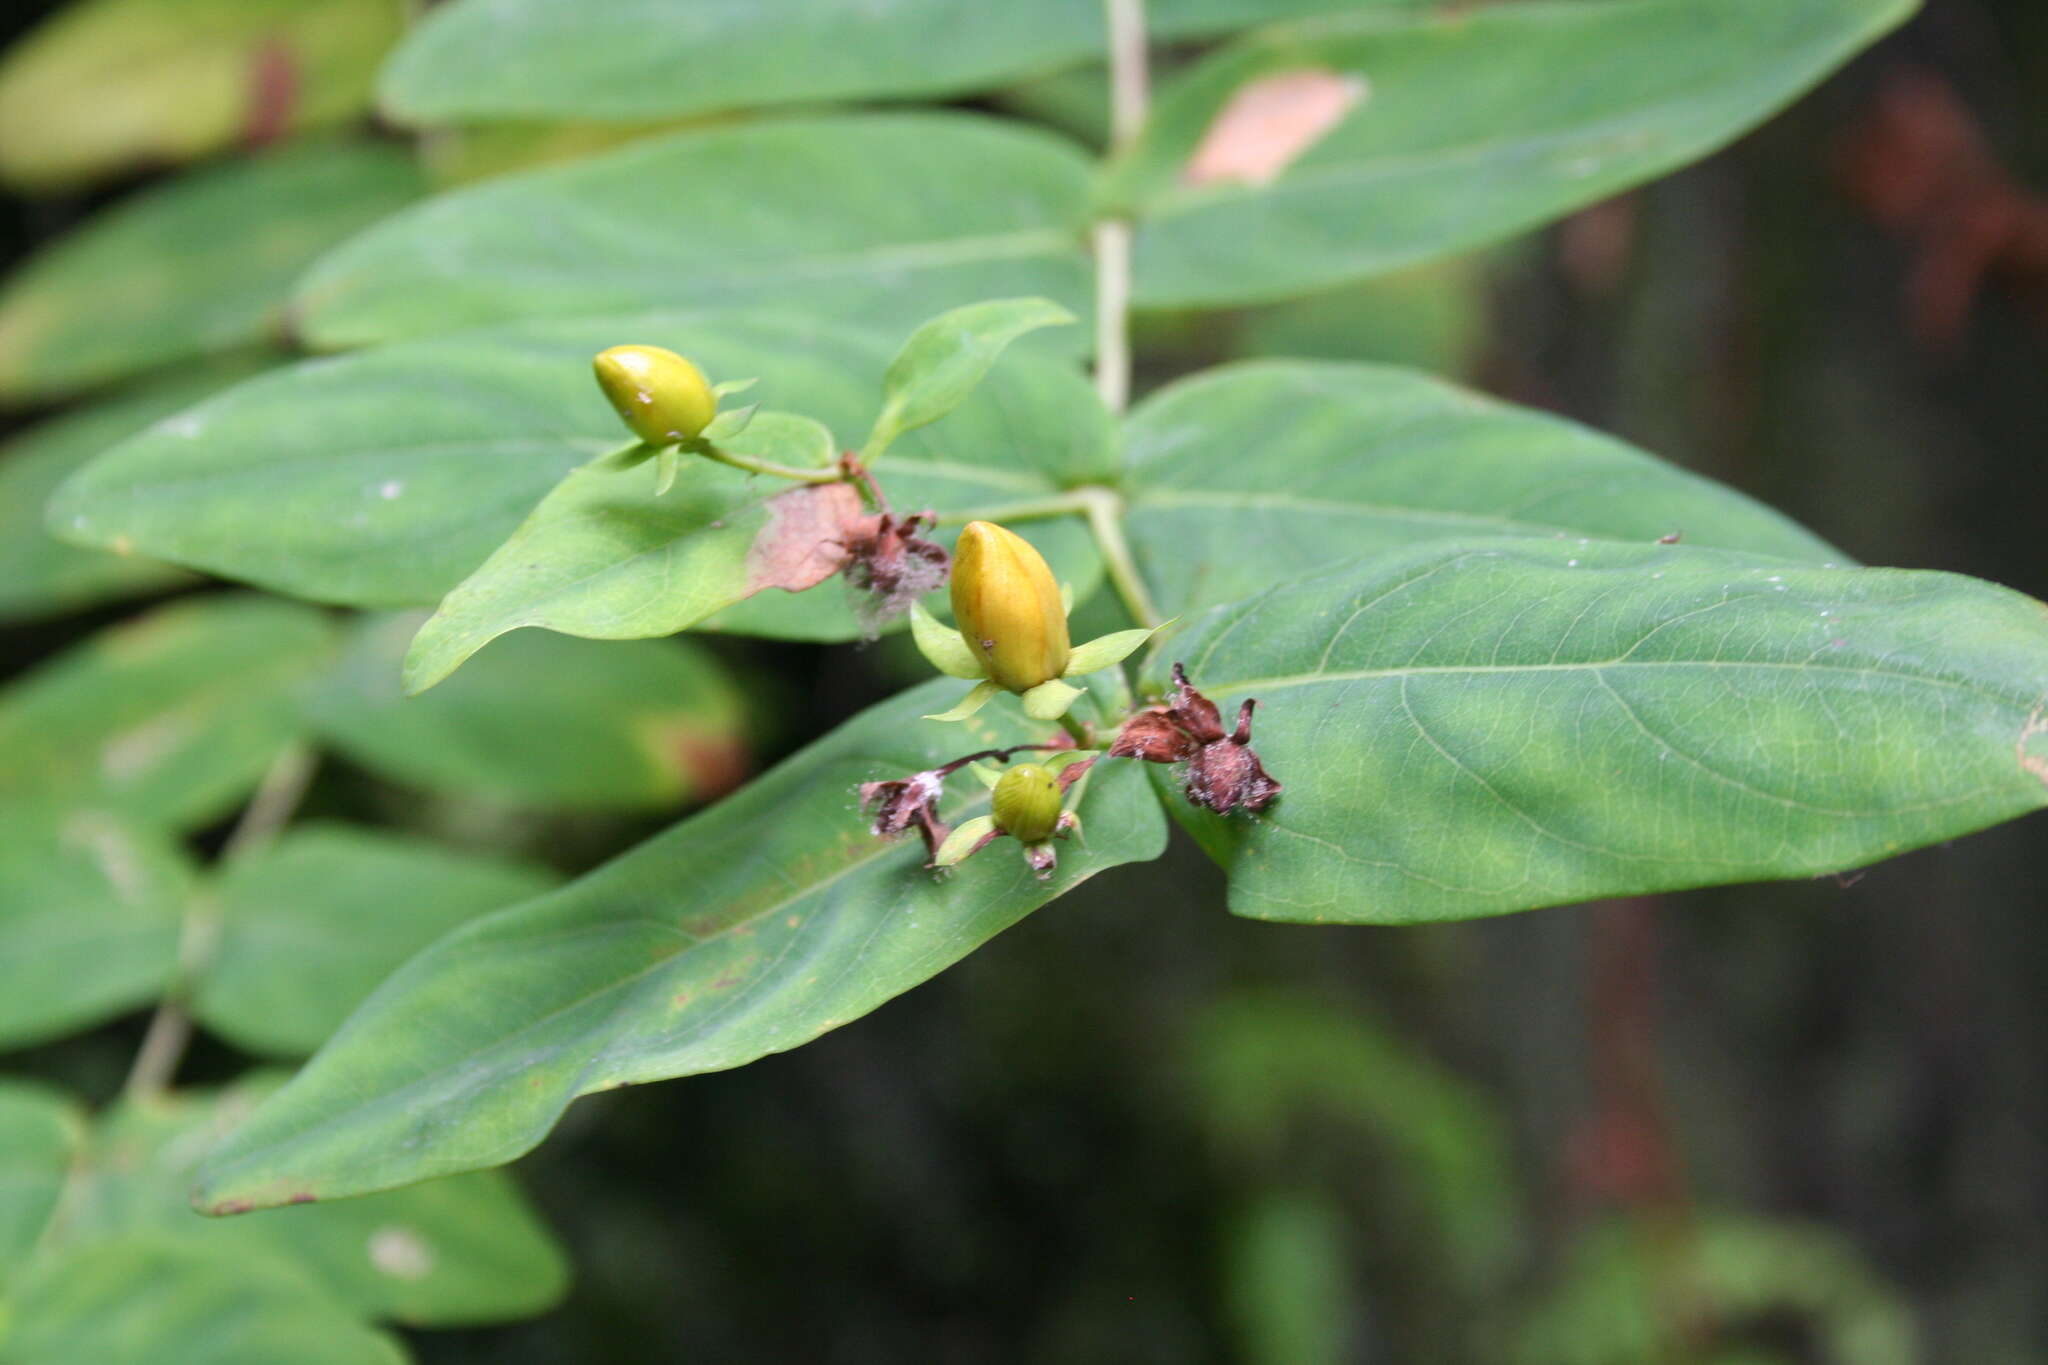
[744,482,865,594]
[1182,68,1367,189]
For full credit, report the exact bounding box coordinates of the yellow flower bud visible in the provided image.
[991,764,1063,844]
[592,345,717,446]
[950,521,1069,692]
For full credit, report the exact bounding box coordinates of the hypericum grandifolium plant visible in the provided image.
[0,0,2023,1358]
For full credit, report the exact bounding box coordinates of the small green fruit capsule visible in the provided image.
[592,345,717,446]
[951,521,1070,692]
[991,763,1063,845]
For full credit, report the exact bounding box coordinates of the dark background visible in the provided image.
[3,1,2044,1361]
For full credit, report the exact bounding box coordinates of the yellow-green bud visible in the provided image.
[991,764,1063,844]
[592,345,717,446]
[950,521,1070,692]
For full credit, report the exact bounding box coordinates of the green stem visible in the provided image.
[693,439,842,484]
[124,743,318,1100]
[934,491,1095,526]
[1078,487,1163,630]
[1057,712,1094,747]
[1094,0,1149,414]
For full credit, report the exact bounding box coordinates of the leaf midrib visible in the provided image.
[200,769,1001,1197]
[1198,656,2034,713]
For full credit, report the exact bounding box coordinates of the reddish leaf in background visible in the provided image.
[1181,68,1366,189]
[1840,68,2048,348]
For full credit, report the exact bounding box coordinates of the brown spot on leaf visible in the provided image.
[1183,68,1367,189]
[745,483,864,594]
[673,733,751,800]
[2018,708,2048,787]
[243,38,298,148]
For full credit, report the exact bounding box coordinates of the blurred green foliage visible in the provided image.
[4,0,2045,1361]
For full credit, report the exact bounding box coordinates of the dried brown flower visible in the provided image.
[1110,663,1282,814]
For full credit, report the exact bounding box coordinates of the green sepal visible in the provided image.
[710,377,758,399]
[923,677,1001,722]
[652,446,680,495]
[1064,619,1176,676]
[1021,677,1084,720]
[967,761,1003,790]
[700,402,758,442]
[1060,581,1074,614]
[603,440,661,469]
[910,601,984,680]
[933,815,998,868]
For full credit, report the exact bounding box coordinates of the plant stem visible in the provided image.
[934,491,1095,526]
[1093,0,1149,414]
[124,743,319,1100]
[1078,487,1163,629]
[1057,713,1094,747]
[695,440,842,484]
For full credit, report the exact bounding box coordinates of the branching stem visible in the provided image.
[124,743,318,1100]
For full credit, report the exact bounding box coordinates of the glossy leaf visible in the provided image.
[57,1076,567,1326]
[378,0,1409,123]
[1153,539,2048,923]
[306,614,752,810]
[0,141,421,401]
[0,358,268,623]
[51,313,1109,630]
[1120,361,1840,618]
[1112,0,1917,306]
[191,826,560,1059]
[2,1237,409,1365]
[194,679,1168,1209]
[1233,259,1485,375]
[864,297,1075,457]
[294,114,1094,352]
[402,413,853,691]
[0,595,335,830]
[0,1082,85,1280]
[0,806,194,1049]
[0,0,401,193]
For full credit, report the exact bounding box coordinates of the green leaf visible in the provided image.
[2,1237,409,1365]
[57,1076,566,1326]
[0,806,194,1050]
[933,815,999,868]
[925,678,1004,723]
[1234,259,1486,374]
[193,680,1168,1209]
[295,114,1095,352]
[1065,622,1172,675]
[0,141,421,401]
[0,1082,85,1282]
[1112,0,1917,306]
[0,0,402,193]
[910,602,983,681]
[1154,538,2048,923]
[377,0,1410,124]
[1022,677,1086,720]
[864,298,1076,458]
[190,825,560,1059]
[51,312,1111,631]
[0,358,271,624]
[306,613,752,810]
[1121,361,1841,619]
[399,414,865,692]
[0,595,335,830]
